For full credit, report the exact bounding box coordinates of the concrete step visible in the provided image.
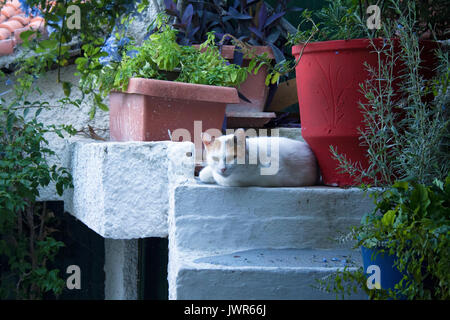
[170,181,374,252]
[168,181,374,299]
[169,248,366,300]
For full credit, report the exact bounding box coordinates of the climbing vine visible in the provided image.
[0,0,151,299]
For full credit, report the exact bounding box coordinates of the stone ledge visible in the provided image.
[171,181,375,252]
[168,182,374,299]
[65,140,194,239]
[170,248,366,300]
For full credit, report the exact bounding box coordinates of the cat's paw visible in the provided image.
[199,166,216,184]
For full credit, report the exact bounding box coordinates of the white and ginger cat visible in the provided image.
[199,128,319,187]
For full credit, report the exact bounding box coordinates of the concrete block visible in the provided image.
[171,182,374,252]
[67,140,194,239]
[104,239,139,300]
[170,248,366,300]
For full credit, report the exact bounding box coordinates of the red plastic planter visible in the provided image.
[292,39,437,186]
[109,78,240,142]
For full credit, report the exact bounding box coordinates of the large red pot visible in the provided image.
[292,38,437,186]
[109,77,239,144]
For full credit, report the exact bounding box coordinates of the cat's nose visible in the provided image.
[221,168,226,173]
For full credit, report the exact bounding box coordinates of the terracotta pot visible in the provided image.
[292,39,438,186]
[219,45,274,113]
[109,78,239,144]
[109,78,239,141]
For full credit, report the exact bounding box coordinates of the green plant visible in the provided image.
[216,33,286,86]
[314,0,449,300]
[331,0,450,187]
[288,0,449,45]
[163,0,302,64]
[256,0,367,87]
[0,0,157,299]
[286,0,366,45]
[381,0,449,40]
[12,1,150,118]
[363,177,450,300]
[97,14,255,96]
[318,177,450,300]
[0,105,74,299]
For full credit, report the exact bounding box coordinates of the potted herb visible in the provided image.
[163,0,302,127]
[98,15,254,144]
[360,177,450,299]
[289,0,440,186]
[314,0,449,300]
[319,177,450,300]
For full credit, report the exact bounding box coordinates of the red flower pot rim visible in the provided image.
[292,38,438,55]
[113,78,240,104]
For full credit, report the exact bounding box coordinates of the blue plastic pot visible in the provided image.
[361,246,406,297]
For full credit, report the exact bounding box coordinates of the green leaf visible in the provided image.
[6,112,15,132]
[247,59,257,73]
[23,107,30,118]
[254,62,265,75]
[39,39,58,50]
[394,181,409,191]
[61,82,71,97]
[265,74,271,86]
[382,209,396,227]
[271,72,280,85]
[92,94,108,111]
[19,30,36,44]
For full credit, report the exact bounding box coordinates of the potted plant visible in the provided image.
[163,0,302,127]
[314,0,449,300]
[289,0,440,186]
[318,177,450,300]
[96,15,256,144]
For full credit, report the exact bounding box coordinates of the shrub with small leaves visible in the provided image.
[0,0,149,299]
[0,106,74,299]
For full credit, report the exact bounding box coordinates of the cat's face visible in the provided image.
[202,129,246,177]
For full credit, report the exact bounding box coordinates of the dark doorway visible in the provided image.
[139,237,169,300]
[48,201,105,300]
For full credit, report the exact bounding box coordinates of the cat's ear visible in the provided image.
[201,132,215,147]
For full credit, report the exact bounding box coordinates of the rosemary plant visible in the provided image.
[331,0,450,187]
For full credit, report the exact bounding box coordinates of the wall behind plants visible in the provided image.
[0,65,108,202]
[0,2,162,202]
[0,0,164,300]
